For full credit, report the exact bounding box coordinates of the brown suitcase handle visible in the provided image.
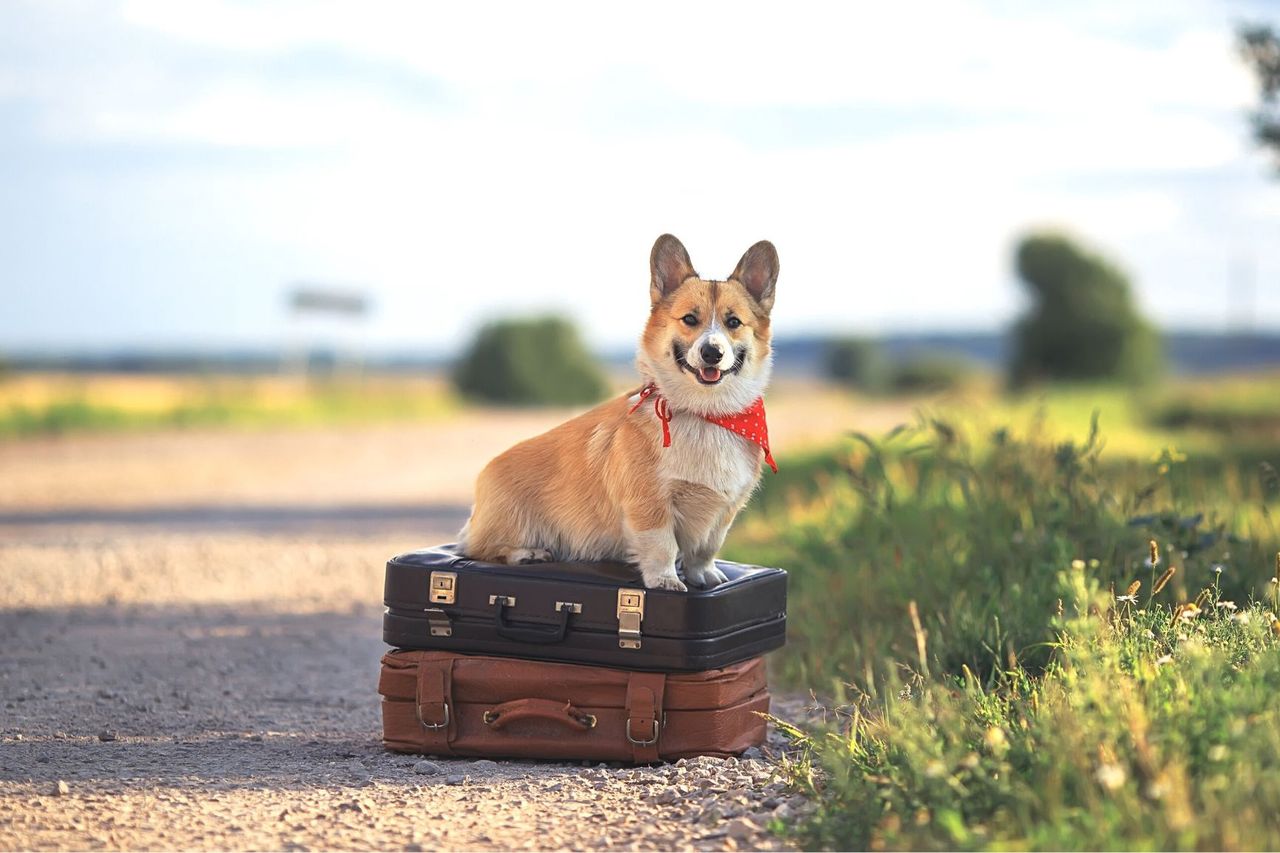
[482,698,597,732]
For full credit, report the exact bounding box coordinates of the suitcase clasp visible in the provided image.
[617,588,645,650]
[429,571,457,604]
[424,607,452,638]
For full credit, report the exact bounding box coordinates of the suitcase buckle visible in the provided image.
[416,701,451,730]
[617,588,645,650]
[626,716,660,746]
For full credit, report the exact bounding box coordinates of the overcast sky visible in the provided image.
[2,0,1278,354]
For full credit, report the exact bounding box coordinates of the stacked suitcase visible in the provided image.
[377,545,787,763]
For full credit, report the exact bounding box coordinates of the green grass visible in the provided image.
[787,583,1280,850]
[729,391,1280,850]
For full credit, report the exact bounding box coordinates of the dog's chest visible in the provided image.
[657,414,760,501]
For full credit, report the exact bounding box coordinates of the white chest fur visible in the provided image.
[656,412,761,502]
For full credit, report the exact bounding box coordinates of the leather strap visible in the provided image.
[415,655,456,751]
[483,698,595,732]
[624,671,667,763]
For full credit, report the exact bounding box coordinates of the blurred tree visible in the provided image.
[1009,233,1162,388]
[824,337,887,391]
[452,316,609,405]
[1239,24,1280,167]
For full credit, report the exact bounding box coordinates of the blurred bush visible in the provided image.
[452,315,608,405]
[1010,232,1162,388]
[888,352,975,393]
[824,337,887,391]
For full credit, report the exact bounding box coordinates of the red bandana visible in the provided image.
[629,383,777,474]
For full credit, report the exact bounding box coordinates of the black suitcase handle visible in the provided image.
[492,599,572,644]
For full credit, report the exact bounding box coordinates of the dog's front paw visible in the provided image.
[683,562,729,589]
[506,547,553,565]
[643,569,688,593]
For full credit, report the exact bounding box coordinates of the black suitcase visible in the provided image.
[382,544,786,671]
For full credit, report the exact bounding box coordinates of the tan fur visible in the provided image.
[459,234,779,591]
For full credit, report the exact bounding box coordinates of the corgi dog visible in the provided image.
[458,234,778,591]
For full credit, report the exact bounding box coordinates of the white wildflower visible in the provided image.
[1216,601,1237,611]
[1095,763,1126,791]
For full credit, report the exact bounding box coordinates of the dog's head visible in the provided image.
[637,234,778,416]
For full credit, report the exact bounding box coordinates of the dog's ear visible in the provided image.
[729,240,779,312]
[650,234,697,304]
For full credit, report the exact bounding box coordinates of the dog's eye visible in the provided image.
[681,314,699,326]
[726,316,742,329]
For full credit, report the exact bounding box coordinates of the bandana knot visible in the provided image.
[628,383,777,473]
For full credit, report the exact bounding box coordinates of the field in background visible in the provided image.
[5,368,1280,450]
[0,371,460,436]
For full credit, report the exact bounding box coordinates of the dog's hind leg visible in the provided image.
[458,511,554,565]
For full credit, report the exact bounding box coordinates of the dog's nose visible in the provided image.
[700,342,723,364]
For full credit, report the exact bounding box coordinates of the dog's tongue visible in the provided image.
[699,367,722,383]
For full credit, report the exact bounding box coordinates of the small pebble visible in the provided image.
[471,759,498,770]
[413,760,442,775]
[97,730,117,742]
[445,774,465,785]
[55,780,70,796]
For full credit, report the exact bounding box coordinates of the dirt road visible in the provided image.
[0,394,887,850]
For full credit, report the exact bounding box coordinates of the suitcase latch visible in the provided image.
[617,588,645,649]
[429,571,457,605]
[424,607,452,638]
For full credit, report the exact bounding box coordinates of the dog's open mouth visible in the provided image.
[673,342,745,386]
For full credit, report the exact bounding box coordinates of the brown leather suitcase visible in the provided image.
[378,650,769,763]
